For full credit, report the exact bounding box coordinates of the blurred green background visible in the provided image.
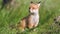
[0,0,60,34]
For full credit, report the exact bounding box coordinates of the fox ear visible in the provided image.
[37,1,41,7]
[38,1,41,4]
[30,1,33,3]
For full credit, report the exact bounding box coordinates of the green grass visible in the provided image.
[0,0,60,34]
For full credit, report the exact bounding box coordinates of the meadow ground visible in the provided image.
[0,0,60,34]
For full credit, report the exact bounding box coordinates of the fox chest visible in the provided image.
[30,15,39,23]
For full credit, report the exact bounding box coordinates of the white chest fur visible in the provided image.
[30,9,39,23]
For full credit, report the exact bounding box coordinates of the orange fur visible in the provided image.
[17,1,41,31]
[30,3,39,10]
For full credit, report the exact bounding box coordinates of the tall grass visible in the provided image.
[0,0,60,34]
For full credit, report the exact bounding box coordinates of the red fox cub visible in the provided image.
[17,1,41,31]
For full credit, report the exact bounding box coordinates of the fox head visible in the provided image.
[29,1,41,14]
